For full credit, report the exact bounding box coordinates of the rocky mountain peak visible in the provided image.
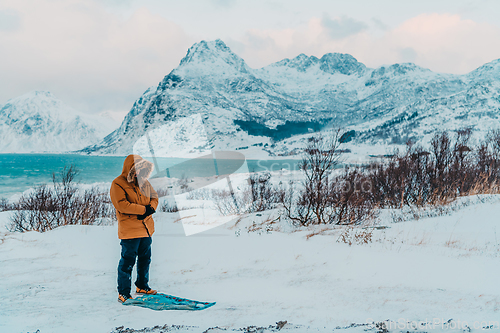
[81,39,500,157]
[270,52,366,75]
[0,91,116,153]
[1,90,68,120]
[369,62,431,81]
[468,58,500,80]
[271,54,319,72]
[178,39,249,74]
[319,53,366,75]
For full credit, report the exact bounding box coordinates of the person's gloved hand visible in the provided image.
[137,204,155,220]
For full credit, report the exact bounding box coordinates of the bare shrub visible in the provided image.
[305,227,330,240]
[281,132,341,225]
[177,175,191,193]
[8,165,116,232]
[248,172,284,212]
[211,172,284,215]
[159,201,178,212]
[9,184,60,232]
[389,194,497,223]
[327,168,378,225]
[282,130,377,226]
[297,131,343,225]
[155,187,169,198]
[211,188,251,215]
[280,127,500,228]
[367,129,500,210]
[180,173,285,216]
[0,198,14,212]
[186,188,213,200]
[337,227,373,246]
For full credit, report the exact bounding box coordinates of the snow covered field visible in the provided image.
[1,194,500,332]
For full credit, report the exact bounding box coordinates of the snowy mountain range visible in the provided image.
[0,91,118,153]
[80,39,500,157]
[8,39,497,156]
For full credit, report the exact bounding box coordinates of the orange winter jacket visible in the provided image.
[110,154,159,239]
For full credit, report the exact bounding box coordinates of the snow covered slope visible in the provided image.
[356,60,500,146]
[80,39,500,156]
[1,193,500,332]
[0,91,118,153]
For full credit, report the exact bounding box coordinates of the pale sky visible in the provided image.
[1,0,500,119]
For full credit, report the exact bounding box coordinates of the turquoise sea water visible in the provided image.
[0,154,301,199]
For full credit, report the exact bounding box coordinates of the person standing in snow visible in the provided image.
[110,154,159,303]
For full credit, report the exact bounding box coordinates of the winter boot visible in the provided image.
[136,286,157,295]
[118,294,133,303]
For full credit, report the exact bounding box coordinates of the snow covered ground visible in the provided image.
[1,193,500,332]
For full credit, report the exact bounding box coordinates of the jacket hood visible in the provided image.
[121,154,154,184]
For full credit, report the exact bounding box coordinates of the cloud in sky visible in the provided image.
[233,13,500,74]
[2,0,500,119]
[0,9,21,31]
[210,0,238,9]
[321,15,367,40]
[399,47,418,63]
[377,13,500,73]
[371,17,389,31]
[0,0,194,115]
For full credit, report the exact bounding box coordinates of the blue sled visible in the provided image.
[123,293,216,311]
